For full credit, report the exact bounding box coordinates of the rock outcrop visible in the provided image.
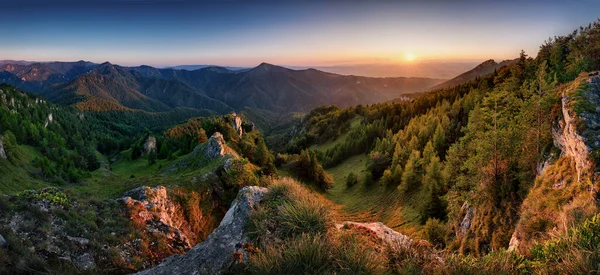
[552,94,592,182]
[336,222,412,249]
[231,112,243,138]
[142,135,157,156]
[44,113,53,128]
[0,136,6,159]
[458,201,475,237]
[205,132,236,159]
[118,186,194,249]
[136,186,268,275]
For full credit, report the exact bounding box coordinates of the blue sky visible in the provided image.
[0,0,598,67]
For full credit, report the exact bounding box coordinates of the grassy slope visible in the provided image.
[0,145,50,193]
[323,154,419,235]
[0,144,221,202]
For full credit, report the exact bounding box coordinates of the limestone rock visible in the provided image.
[44,113,53,128]
[0,137,6,159]
[231,112,243,138]
[136,186,268,275]
[336,221,412,249]
[118,186,194,249]
[205,132,236,159]
[458,201,474,237]
[142,135,157,156]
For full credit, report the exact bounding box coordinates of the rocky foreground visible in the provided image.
[137,185,423,274]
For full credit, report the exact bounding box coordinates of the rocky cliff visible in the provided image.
[509,73,600,253]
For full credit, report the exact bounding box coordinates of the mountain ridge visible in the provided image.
[0,61,445,113]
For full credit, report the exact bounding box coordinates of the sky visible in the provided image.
[0,0,598,74]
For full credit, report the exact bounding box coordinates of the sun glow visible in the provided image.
[405,53,416,62]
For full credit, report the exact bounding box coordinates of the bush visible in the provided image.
[422,218,447,248]
[346,172,358,188]
[363,171,374,186]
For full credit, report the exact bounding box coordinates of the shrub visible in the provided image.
[346,172,358,188]
[363,171,374,186]
[422,218,447,248]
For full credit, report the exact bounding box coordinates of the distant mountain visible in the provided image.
[427,59,518,91]
[0,61,444,113]
[168,65,247,71]
[0,61,99,92]
[0,60,34,66]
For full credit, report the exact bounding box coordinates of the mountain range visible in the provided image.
[0,61,445,114]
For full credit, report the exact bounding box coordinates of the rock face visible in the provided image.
[118,186,194,249]
[0,136,6,159]
[458,201,475,237]
[44,113,53,128]
[231,112,243,138]
[552,94,592,182]
[205,132,236,159]
[142,135,157,156]
[136,186,268,275]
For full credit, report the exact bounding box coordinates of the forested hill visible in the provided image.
[279,20,600,258]
[0,62,444,114]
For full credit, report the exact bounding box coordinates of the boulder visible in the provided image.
[136,186,268,275]
[142,135,157,156]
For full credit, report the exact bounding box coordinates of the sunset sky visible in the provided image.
[0,0,598,70]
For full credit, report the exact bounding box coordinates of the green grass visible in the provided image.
[0,143,222,201]
[0,145,55,194]
[324,154,416,233]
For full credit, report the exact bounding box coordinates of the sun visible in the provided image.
[405,53,416,62]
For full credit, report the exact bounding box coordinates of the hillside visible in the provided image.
[0,61,443,113]
[427,59,518,91]
[1,18,600,275]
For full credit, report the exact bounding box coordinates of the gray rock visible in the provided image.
[0,137,6,159]
[0,234,7,248]
[459,201,475,237]
[136,186,268,275]
[205,132,235,159]
[66,236,90,246]
[142,135,157,156]
[73,253,96,271]
[231,112,243,138]
[336,221,412,249]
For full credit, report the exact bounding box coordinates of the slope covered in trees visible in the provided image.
[280,20,600,256]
